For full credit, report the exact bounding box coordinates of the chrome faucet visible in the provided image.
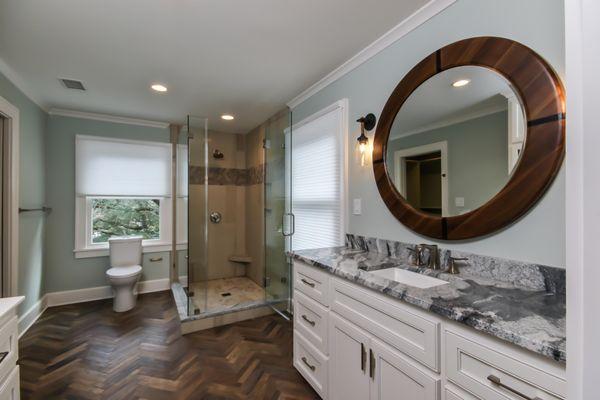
[407,244,426,267]
[420,244,440,270]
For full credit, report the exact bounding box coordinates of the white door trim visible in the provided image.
[393,141,448,217]
[0,95,20,297]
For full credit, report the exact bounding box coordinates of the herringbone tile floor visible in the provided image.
[19,291,319,400]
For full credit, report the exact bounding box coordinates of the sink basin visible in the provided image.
[369,268,448,289]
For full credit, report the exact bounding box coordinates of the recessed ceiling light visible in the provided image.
[151,84,168,92]
[452,79,471,88]
[221,114,234,121]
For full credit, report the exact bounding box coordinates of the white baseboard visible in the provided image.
[19,276,187,337]
[18,295,48,338]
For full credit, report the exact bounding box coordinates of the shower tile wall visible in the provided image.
[189,130,265,284]
[245,126,266,288]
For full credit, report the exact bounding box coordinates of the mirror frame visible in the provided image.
[373,37,565,240]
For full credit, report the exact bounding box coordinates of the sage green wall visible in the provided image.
[388,111,508,216]
[44,115,179,292]
[292,0,566,267]
[0,72,47,315]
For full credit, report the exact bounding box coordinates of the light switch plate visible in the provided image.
[455,197,465,207]
[353,198,362,215]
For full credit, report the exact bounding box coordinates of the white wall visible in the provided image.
[292,0,565,268]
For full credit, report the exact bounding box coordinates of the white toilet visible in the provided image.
[106,237,143,312]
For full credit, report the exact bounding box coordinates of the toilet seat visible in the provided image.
[106,265,142,279]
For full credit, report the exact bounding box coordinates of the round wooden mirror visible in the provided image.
[373,37,565,240]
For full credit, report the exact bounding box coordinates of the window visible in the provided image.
[91,198,161,243]
[291,101,346,251]
[75,135,176,256]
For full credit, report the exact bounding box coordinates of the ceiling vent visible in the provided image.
[59,78,86,91]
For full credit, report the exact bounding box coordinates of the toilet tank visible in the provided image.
[108,236,143,267]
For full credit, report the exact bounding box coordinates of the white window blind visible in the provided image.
[76,135,172,197]
[292,107,344,251]
[177,144,188,197]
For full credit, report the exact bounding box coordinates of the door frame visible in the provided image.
[0,95,19,297]
[393,141,448,217]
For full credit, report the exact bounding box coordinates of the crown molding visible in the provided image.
[0,57,48,112]
[48,108,170,129]
[286,0,457,109]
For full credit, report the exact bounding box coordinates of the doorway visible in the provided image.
[393,141,448,216]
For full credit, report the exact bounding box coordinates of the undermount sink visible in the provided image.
[369,268,448,289]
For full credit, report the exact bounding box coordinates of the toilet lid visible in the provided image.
[107,265,142,278]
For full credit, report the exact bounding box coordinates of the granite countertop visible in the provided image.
[291,245,566,363]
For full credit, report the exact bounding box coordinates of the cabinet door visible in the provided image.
[370,338,440,400]
[329,313,370,400]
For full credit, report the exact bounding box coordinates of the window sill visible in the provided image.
[74,242,188,259]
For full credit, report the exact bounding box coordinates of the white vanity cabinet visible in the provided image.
[292,260,566,400]
[0,297,24,400]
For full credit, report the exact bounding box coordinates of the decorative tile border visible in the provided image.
[189,164,264,186]
[345,233,565,294]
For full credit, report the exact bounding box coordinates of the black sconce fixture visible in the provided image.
[356,114,376,164]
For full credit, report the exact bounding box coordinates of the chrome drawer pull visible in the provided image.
[487,375,543,400]
[360,343,366,372]
[300,278,315,287]
[149,257,163,262]
[301,315,316,326]
[301,356,316,371]
[369,349,375,379]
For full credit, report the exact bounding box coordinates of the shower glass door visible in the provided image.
[185,116,209,316]
[264,109,293,313]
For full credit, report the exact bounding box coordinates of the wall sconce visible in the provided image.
[356,113,376,166]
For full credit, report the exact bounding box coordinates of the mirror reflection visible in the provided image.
[386,66,526,217]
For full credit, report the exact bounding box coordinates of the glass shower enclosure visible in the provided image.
[176,109,293,322]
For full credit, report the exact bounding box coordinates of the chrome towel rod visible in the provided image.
[19,206,52,213]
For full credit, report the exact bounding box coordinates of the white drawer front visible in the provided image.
[0,366,19,400]
[294,261,330,306]
[445,331,565,400]
[330,278,440,371]
[0,317,18,386]
[294,330,328,399]
[445,386,478,400]
[294,290,329,354]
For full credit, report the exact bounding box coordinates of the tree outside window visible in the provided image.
[91,198,160,243]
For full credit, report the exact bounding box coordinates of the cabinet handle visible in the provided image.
[360,343,366,372]
[149,257,163,262]
[301,357,316,371]
[369,349,375,379]
[301,315,316,326]
[487,375,543,400]
[300,278,315,288]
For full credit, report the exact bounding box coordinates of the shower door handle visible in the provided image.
[282,213,295,237]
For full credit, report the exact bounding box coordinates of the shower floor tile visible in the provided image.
[188,276,265,314]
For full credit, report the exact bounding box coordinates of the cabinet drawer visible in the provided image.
[294,290,329,354]
[0,366,19,400]
[0,317,18,386]
[445,386,478,400]
[294,261,330,306]
[294,330,328,399]
[330,278,440,371]
[445,330,565,400]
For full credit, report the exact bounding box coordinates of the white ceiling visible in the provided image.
[0,0,428,133]
[391,66,515,138]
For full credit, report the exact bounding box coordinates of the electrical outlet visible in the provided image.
[455,197,465,207]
